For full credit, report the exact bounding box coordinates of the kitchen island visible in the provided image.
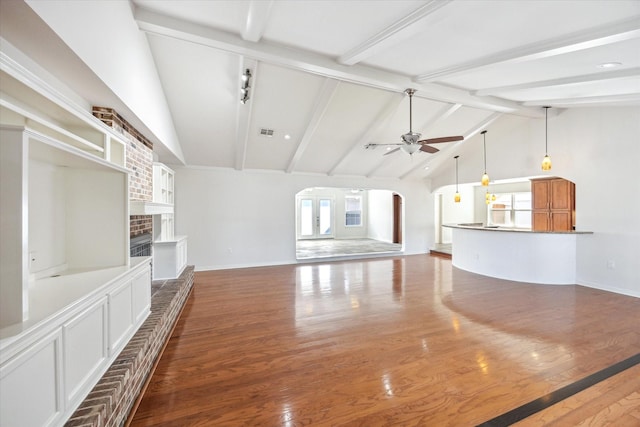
[443,224,592,285]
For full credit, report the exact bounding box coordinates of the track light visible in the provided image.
[240,68,252,104]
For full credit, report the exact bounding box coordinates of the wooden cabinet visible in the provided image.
[531,177,575,231]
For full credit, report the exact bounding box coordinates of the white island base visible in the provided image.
[446,225,592,285]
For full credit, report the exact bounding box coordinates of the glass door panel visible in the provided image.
[297,197,334,239]
[318,199,332,236]
[300,199,314,237]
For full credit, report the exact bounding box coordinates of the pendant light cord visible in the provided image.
[408,89,414,133]
[454,155,459,191]
[481,130,487,173]
[545,106,549,154]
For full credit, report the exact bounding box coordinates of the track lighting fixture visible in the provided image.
[541,106,552,171]
[454,155,461,203]
[480,130,489,186]
[240,68,252,104]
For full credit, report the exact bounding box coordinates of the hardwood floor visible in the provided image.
[130,255,640,426]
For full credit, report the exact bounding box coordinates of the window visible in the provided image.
[488,192,531,228]
[345,196,362,226]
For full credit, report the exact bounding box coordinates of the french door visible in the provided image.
[297,196,334,239]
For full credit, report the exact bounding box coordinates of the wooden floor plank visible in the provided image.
[130,255,640,426]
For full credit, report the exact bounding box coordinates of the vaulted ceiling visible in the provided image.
[2,0,640,180]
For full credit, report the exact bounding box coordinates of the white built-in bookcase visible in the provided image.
[1,51,151,427]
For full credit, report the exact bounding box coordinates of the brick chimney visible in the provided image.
[92,107,153,237]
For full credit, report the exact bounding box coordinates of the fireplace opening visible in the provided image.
[130,233,152,257]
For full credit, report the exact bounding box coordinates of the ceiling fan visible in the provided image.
[364,89,463,156]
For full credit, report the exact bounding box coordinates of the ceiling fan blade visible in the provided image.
[384,147,401,156]
[420,145,439,154]
[418,135,464,144]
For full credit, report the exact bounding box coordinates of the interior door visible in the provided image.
[393,193,403,244]
[297,196,334,239]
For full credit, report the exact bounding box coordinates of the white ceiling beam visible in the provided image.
[417,103,462,135]
[286,78,340,174]
[337,0,453,66]
[242,0,273,42]
[328,92,405,176]
[474,67,640,97]
[414,17,640,83]
[134,6,537,116]
[235,57,258,170]
[402,112,502,180]
[522,92,640,107]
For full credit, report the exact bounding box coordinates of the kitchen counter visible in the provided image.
[443,224,592,285]
[445,223,592,234]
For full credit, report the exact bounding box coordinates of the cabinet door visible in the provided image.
[132,268,151,324]
[532,211,550,231]
[531,180,550,210]
[109,279,133,355]
[550,211,572,231]
[0,330,63,427]
[63,298,108,407]
[550,179,573,210]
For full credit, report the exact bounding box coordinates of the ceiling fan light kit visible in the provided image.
[541,106,552,171]
[364,88,463,157]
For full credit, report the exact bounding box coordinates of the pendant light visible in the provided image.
[541,106,552,170]
[480,130,489,186]
[454,155,461,203]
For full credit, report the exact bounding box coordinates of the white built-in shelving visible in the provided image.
[151,162,188,279]
[0,47,151,427]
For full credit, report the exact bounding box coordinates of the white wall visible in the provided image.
[435,184,475,243]
[25,0,185,163]
[174,167,431,270]
[430,107,640,297]
[29,160,66,275]
[367,190,394,243]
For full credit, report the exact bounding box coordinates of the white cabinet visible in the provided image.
[0,330,63,427]
[153,236,188,280]
[153,162,174,205]
[152,162,188,279]
[0,259,151,427]
[152,162,176,242]
[63,299,107,408]
[109,280,134,354]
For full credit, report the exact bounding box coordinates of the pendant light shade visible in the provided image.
[454,155,461,203]
[541,106,552,171]
[481,130,489,186]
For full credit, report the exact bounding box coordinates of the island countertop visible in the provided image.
[443,223,592,234]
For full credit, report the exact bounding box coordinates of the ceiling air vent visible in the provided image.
[259,128,275,137]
